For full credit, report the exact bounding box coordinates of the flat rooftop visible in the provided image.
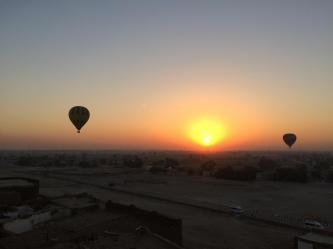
[52,195,99,209]
[49,230,183,249]
[0,210,182,249]
[0,179,33,188]
[298,232,333,245]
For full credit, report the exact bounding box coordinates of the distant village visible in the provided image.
[2,150,333,183]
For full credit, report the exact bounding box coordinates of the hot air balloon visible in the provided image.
[283,133,297,148]
[69,106,90,133]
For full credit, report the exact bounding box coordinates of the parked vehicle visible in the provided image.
[304,219,324,230]
[230,206,244,215]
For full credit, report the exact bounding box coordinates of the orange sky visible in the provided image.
[1,1,333,150]
[1,78,332,150]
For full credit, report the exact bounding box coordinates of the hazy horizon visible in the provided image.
[1,1,332,150]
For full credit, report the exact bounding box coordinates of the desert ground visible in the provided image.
[10,163,333,222]
[2,160,332,249]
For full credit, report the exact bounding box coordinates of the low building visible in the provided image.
[105,200,183,245]
[51,193,100,214]
[0,177,39,204]
[48,226,184,249]
[296,232,333,249]
[0,194,184,249]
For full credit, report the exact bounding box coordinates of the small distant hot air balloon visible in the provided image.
[283,133,297,148]
[69,106,90,133]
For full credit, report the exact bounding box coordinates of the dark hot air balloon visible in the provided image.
[283,133,297,148]
[69,106,90,133]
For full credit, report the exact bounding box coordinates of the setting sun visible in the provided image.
[188,119,226,147]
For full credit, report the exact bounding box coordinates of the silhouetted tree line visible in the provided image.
[151,157,179,168]
[149,166,167,174]
[122,155,144,168]
[312,158,331,181]
[201,160,217,172]
[78,160,98,168]
[214,166,258,181]
[16,155,34,166]
[257,156,280,170]
[311,153,333,167]
[269,166,308,183]
[15,154,97,168]
[164,157,180,169]
[326,170,333,183]
[149,157,182,174]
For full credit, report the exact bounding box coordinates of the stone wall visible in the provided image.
[105,200,183,245]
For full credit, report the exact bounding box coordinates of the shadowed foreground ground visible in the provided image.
[0,164,307,249]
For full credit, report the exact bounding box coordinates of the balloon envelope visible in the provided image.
[283,133,297,148]
[69,106,90,133]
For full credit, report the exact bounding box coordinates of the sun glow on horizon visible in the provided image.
[188,119,226,147]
